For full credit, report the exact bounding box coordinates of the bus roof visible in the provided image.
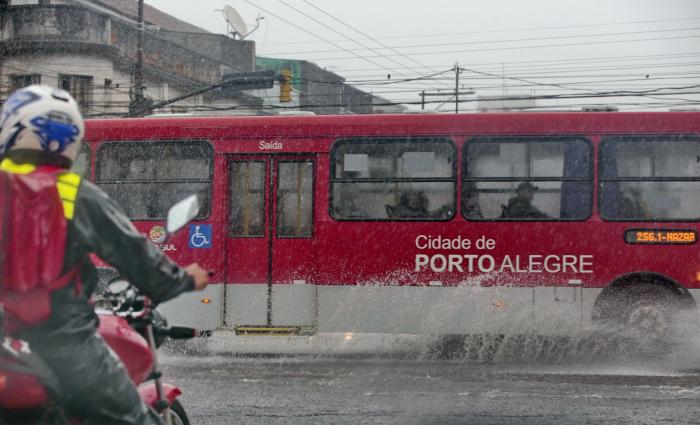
[85,111,700,141]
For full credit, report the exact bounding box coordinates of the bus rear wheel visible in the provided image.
[603,283,689,351]
[625,300,671,341]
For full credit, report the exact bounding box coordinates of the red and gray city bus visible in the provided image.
[81,112,700,340]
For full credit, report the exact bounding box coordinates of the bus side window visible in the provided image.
[330,138,456,221]
[462,183,483,219]
[96,141,213,220]
[600,138,700,220]
[333,179,368,218]
[463,138,592,221]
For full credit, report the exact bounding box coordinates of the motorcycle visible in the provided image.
[0,194,202,425]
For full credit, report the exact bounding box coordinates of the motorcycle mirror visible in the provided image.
[166,194,200,234]
[107,279,130,294]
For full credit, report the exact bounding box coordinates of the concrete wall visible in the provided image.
[301,61,345,115]
[111,22,222,85]
[1,4,110,43]
[158,30,255,73]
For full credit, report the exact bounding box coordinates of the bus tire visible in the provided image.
[602,283,688,348]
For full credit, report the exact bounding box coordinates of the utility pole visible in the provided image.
[130,0,147,116]
[455,62,460,114]
[420,65,474,112]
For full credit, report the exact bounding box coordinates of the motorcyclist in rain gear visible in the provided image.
[0,85,209,425]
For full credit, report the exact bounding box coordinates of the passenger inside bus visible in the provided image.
[385,191,451,219]
[615,188,649,219]
[335,178,368,218]
[501,181,549,219]
[462,183,484,219]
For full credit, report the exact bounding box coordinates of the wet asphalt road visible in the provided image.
[160,352,700,425]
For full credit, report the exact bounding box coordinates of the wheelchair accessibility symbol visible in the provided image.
[188,224,212,249]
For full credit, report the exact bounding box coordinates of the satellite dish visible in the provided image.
[223,5,248,38]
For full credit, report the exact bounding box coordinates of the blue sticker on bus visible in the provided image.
[189,224,212,249]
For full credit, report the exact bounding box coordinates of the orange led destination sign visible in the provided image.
[624,229,697,245]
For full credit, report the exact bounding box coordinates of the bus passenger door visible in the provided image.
[270,157,316,330]
[224,155,317,331]
[225,157,271,327]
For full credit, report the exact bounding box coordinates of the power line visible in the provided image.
[270,0,452,95]
[298,0,454,89]
[265,26,700,56]
[468,60,700,77]
[176,87,700,106]
[5,72,697,102]
[315,34,700,61]
[240,0,412,88]
[332,51,700,74]
[260,16,700,46]
[276,0,411,77]
[347,68,700,85]
[83,95,700,118]
[42,57,700,89]
[91,90,700,115]
[5,67,699,102]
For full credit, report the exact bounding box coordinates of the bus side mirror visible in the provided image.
[167,194,200,234]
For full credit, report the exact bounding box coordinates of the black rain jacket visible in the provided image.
[8,150,195,342]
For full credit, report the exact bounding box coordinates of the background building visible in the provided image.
[0,0,404,116]
[254,57,406,115]
[0,0,264,116]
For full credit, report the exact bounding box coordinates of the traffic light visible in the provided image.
[279,69,292,103]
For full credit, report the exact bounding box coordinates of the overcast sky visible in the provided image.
[145,0,700,111]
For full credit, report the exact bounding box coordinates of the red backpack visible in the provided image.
[0,167,78,334]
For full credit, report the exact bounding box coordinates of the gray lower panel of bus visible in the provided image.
[159,283,318,331]
[158,285,700,335]
[315,286,592,334]
[158,284,223,331]
[317,286,603,335]
[224,283,317,327]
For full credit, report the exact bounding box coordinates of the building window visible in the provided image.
[463,137,592,220]
[331,138,456,220]
[58,74,92,111]
[599,136,700,221]
[10,74,41,92]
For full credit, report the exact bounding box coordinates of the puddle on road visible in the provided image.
[161,317,700,380]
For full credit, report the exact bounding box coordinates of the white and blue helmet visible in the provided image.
[0,85,84,164]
